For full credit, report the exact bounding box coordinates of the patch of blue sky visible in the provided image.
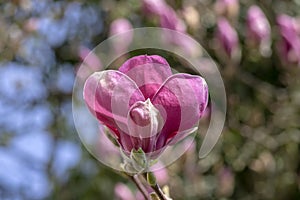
[0,62,47,103]
[55,64,75,94]
[10,131,54,165]
[27,0,52,16]
[60,100,75,130]
[37,17,69,48]
[0,103,53,135]
[16,37,56,71]
[52,140,81,182]
[64,2,103,42]
[0,148,52,199]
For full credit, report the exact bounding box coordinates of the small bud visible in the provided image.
[128,99,163,138]
[150,193,160,200]
[216,18,240,62]
[142,0,168,16]
[130,148,147,171]
[147,172,157,186]
[109,18,133,54]
[120,162,136,173]
[277,14,300,66]
[162,185,170,197]
[246,6,271,56]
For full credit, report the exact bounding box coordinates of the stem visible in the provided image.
[143,173,169,200]
[128,174,150,200]
[151,183,169,200]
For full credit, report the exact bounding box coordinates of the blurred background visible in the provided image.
[0,0,300,199]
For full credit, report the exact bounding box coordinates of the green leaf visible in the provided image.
[147,172,157,186]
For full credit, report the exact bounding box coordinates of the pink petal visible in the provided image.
[152,73,208,147]
[160,7,186,32]
[83,70,144,137]
[217,18,239,57]
[142,0,168,16]
[117,131,156,153]
[166,126,197,146]
[118,55,172,99]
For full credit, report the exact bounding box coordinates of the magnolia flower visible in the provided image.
[83,55,208,158]
[216,18,240,60]
[246,6,271,56]
[277,14,300,66]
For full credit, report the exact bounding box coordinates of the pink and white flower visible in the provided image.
[83,55,208,158]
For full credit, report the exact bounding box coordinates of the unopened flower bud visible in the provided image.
[277,14,300,66]
[216,18,240,61]
[128,99,163,138]
[109,18,133,54]
[246,6,271,56]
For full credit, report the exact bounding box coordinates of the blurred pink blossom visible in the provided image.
[277,14,300,66]
[216,18,240,60]
[153,162,169,186]
[159,7,186,32]
[142,0,198,55]
[246,6,271,56]
[114,182,149,200]
[142,0,168,16]
[79,46,102,71]
[217,167,235,197]
[109,18,133,54]
[277,14,300,36]
[83,55,208,158]
[143,0,186,32]
[77,46,103,81]
[114,183,135,200]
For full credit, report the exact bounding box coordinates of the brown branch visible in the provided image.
[142,173,169,200]
[151,183,169,200]
[128,174,150,200]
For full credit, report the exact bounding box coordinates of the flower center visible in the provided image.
[129,100,151,127]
